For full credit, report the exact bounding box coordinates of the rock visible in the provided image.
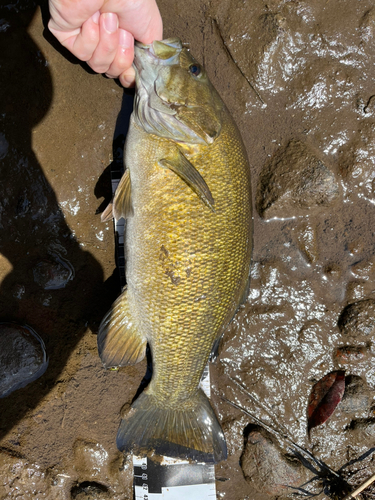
[338,299,375,337]
[0,322,48,398]
[256,140,340,219]
[33,254,74,290]
[333,345,368,365]
[339,375,372,414]
[240,426,310,496]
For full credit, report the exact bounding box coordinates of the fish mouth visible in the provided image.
[133,38,183,73]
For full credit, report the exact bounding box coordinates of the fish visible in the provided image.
[98,37,252,463]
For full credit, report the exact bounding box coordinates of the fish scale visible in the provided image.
[98,38,252,463]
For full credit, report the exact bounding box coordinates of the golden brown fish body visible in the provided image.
[98,38,252,463]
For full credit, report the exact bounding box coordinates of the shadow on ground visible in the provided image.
[0,0,119,441]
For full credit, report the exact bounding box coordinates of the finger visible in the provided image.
[135,0,163,44]
[100,0,163,44]
[48,0,103,32]
[105,29,134,80]
[87,12,119,74]
[54,11,100,61]
[119,67,136,88]
[48,18,80,44]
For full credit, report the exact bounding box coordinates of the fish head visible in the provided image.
[133,38,223,145]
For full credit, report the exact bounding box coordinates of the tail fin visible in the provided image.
[116,389,227,463]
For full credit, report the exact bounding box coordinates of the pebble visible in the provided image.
[334,345,368,364]
[296,222,319,263]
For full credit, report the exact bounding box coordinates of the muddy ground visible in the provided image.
[1,0,375,498]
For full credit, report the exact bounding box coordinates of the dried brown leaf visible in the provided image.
[308,370,345,431]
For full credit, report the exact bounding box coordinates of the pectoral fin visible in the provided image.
[98,288,146,368]
[160,150,215,211]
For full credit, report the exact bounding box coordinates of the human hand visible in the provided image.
[48,0,163,87]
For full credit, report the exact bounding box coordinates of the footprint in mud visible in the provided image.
[71,482,110,500]
[240,425,311,497]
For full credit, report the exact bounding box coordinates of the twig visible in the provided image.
[342,472,375,499]
[225,376,340,477]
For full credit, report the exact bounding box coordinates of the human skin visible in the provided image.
[48,0,163,87]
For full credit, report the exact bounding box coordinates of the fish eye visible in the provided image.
[189,64,201,77]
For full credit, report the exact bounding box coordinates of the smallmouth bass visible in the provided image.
[98,37,252,463]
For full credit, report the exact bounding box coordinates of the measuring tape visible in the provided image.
[109,146,217,498]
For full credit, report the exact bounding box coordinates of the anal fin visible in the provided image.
[98,288,146,368]
[101,201,114,222]
[100,169,133,222]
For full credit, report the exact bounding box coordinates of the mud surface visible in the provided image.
[1,0,375,499]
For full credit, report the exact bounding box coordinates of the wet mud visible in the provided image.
[1,0,375,499]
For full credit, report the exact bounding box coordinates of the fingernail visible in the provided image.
[103,13,118,34]
[119,29,133,49]
[92,11,100,24]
